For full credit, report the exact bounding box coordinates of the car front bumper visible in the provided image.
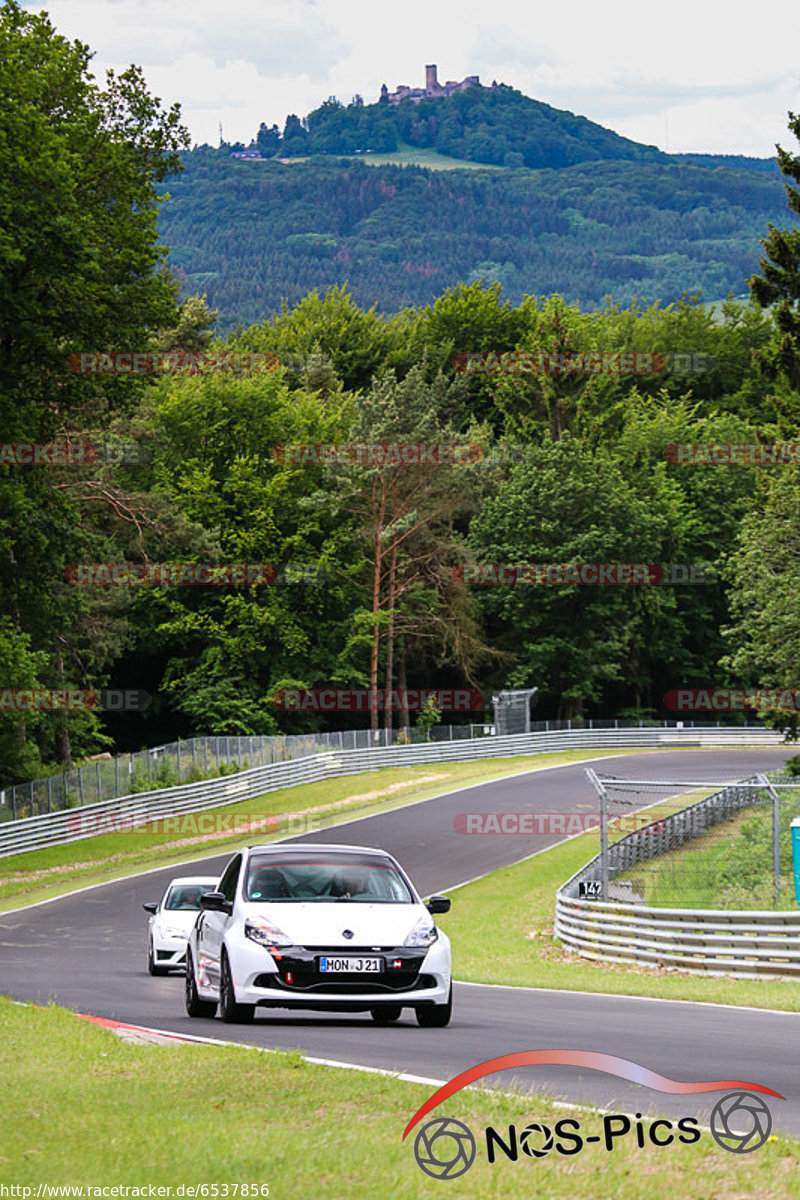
[152,933,189,969]
[220,935,451,1009]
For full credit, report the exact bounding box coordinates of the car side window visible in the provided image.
[218,855,242,903]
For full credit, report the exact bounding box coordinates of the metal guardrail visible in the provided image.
[555,772,800,978]
[0,717,770,820]
[554,899,800,978]
[0,725,784,860]
[0,724,499,819]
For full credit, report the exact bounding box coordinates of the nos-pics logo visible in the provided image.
[403,1050,783,1180]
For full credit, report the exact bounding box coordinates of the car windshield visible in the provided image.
[244,856,414,903]
[164,885,210,911]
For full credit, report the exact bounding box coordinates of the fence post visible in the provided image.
[585,767,610,900]
[47,775,52,814]
[760,774,782,907]
[177,740,182,781]
[96,761,101,802]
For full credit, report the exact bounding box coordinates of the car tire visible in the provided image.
[185,950,217,1018]
[219,951,255,1024]
[148,937,169,977]
[370,1005,402,1024]
[415,985,452,1028]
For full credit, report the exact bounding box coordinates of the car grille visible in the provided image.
[254,973,436,995]
[253,945,428,994]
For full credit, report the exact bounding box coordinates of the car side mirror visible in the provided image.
[201,891,233,914]
[142,902,158,914]
[425,894,451,915]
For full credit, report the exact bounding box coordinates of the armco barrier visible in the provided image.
[0,725,783,860]
[555,772,800,978]
[554,898,800,978]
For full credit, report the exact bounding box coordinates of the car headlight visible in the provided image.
[404,917,438,948]
[160,925,188,940]
[245,916,293,948]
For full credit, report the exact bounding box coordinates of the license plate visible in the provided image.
[318,956,384,973]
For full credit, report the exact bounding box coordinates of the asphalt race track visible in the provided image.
[2,747,799,1132]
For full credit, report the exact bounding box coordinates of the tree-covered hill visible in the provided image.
[261,84,669,169]
[160,150,786,330]
[4,0,799,785]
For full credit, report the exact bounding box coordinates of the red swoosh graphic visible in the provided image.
[402,1050,785,1139]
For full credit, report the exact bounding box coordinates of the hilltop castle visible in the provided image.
[380,64,485,106]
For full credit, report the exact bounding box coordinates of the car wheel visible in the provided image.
[148,937,168,977]
[185,950,217,1018]
[370,1005,402,1024]
[416,985,452,1028]
[219,951,255,1024]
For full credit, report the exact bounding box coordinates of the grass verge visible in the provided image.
[616,797,800,911]
[0,997,795,1197]
[0,749,642,913]
[443,816,800,1011]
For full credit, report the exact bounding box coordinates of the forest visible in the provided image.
[160,150,787,329]
[1,2,799,787]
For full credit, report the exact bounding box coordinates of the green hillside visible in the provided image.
[256,84,669,169]
[161,150,786,330]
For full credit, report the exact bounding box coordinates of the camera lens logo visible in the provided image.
[414,1117,476,1180]
[710,1091,772,1154]
[519,1122,554,1158]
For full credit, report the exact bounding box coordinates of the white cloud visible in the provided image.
[22,0,800,153]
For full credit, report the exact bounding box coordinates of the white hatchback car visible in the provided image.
[185,843,452,1026]
[144,875,219,975]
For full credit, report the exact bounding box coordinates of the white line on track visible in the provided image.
[68,1011,737,1134]
[455,979,800,1017]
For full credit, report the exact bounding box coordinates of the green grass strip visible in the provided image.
[0,996,796,1195]
[0,749,642,913]
[443,823,800,1011]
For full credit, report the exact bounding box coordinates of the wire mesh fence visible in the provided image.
[0,724,497,822]
[586,770,800,910]
[0,717,774,825]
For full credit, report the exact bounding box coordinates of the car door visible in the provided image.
[197,854,241,988]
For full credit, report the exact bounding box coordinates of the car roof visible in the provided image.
[246,843,390,857]
[165,875,219,886]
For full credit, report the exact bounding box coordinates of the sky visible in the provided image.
[25,0,800,156]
